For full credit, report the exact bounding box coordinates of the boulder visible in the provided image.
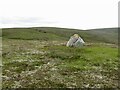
[66,34,85,47]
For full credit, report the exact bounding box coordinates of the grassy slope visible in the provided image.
[2,27,118,44]
[2,27,118,88]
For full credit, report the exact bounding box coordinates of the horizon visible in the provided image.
[1,26,118,30]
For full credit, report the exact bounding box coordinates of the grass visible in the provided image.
[2,28,66,41]
[2,27,119,88]
[2,39,118,88]
[2,27,118,44]
[44,44,118,71]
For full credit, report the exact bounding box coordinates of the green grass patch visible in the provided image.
[44,44,118,71]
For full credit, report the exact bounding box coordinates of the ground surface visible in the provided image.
[2,39,118,88]
[2,27,118,88]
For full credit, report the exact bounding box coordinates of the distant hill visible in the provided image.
[2,27,118,44]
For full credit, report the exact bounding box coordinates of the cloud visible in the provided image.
[0,17,57,25]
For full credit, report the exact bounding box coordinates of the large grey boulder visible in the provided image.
[66,34,85,47]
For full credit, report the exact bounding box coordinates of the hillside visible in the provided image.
[2,27,118,44]
[2,27,118,88]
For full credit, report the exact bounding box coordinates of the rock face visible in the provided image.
[66,34,85,47]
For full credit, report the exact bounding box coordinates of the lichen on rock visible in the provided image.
[66,34,85,47]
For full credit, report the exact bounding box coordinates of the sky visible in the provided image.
[0,0,119,29]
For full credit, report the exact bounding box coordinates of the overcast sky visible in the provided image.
[0,0,119,29]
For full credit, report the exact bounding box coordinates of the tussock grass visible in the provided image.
[2,39,118,88]
[2,27,118,88]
